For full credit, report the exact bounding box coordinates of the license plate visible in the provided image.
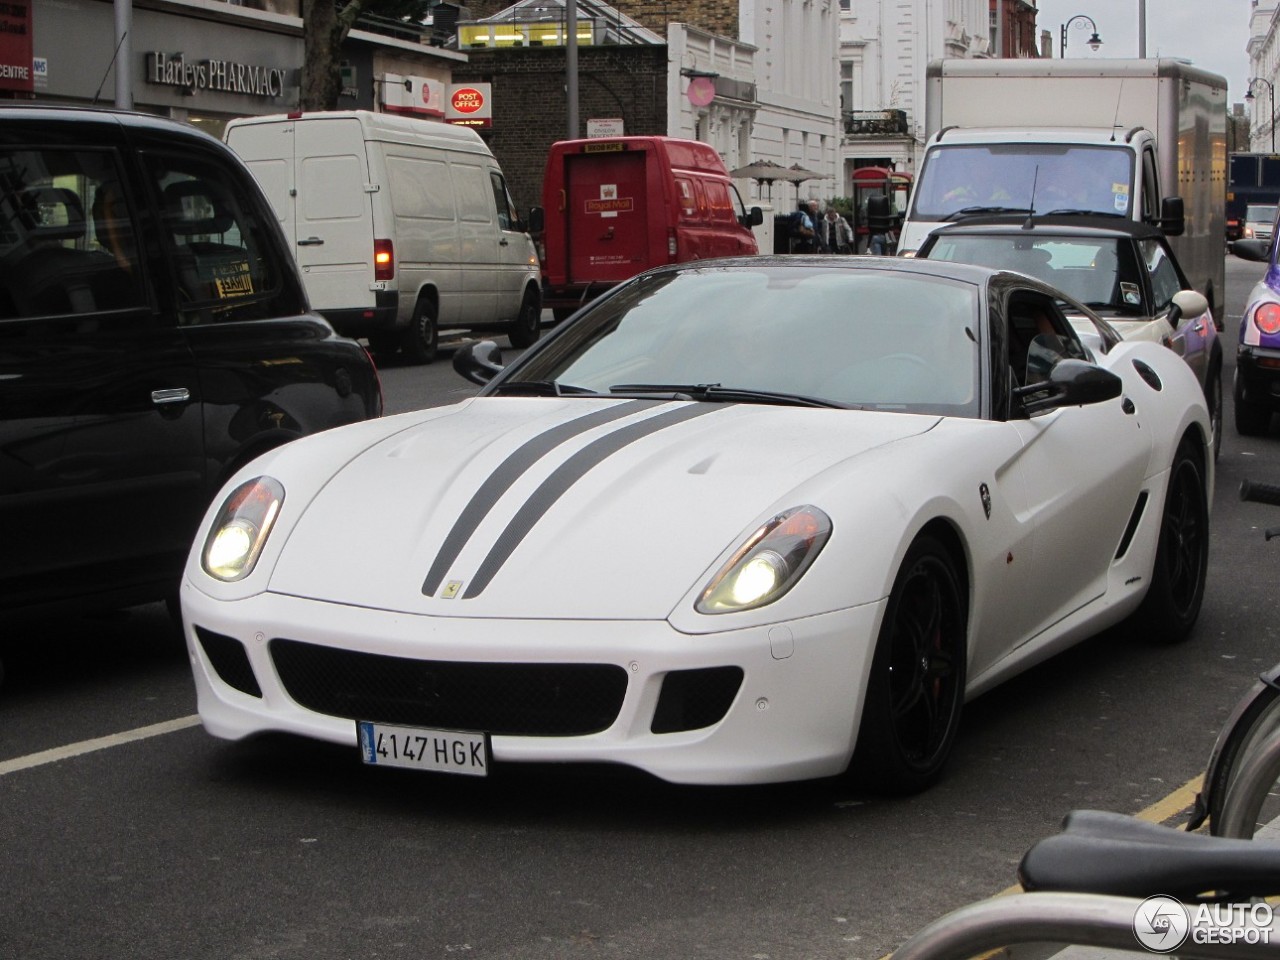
[357,721,489,777]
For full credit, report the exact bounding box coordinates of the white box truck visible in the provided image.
[224,110,542,363]
[898,59,1227,323]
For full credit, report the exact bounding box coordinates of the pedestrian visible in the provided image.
[806,199,826,252]
[821,209,854,254]
[790,201,817,253]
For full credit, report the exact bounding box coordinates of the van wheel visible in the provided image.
[401,296,438,365]
[508,288,541,349]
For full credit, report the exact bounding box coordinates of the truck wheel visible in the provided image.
[401,296,438,365]
[508,288,541,349]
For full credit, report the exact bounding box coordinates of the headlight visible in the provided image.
[696,506,832,614]
[201,477,284,582]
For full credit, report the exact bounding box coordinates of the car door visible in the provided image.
[0,136,204,611]
[996,288,1152,647]
[490,169,530,318]
[450,158,498,323]
[1141,236,1211,387]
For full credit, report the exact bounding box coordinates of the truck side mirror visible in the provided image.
[1159,196,1185,237]
[742,206,764,228]
[528,206,545,235]
[866,195,894,233]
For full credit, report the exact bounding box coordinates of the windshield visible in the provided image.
[925,235,1146,315]
[910,144,1135,221]
[503,265,983,417]
[1246,204,1277,223]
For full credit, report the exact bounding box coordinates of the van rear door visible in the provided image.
[292,116,377,313]
[566,147,651,284]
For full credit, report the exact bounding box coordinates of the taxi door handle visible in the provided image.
[151,387,191,406]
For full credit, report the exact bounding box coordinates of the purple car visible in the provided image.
[1229,238,1280,435]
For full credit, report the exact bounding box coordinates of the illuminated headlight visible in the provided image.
[697,506,832,614]
[1245,226,1257,239]
[201,477,284,582]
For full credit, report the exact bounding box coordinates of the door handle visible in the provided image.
[297,237,325,246]
[151,387,191,406]
[499,238,509,246]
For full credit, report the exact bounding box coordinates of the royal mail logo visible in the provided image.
[451,87,485,114]
[586,198,634,214]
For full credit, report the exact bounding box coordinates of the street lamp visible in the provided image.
[1246,77,1276,154]
[1060,15,1103,56]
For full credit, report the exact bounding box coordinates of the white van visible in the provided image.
[224,110,542,363]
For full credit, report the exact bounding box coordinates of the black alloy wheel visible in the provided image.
[850,535,967,795]
[1137,440,1208,643]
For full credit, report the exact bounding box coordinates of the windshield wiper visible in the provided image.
[941,206,1034,222]
[1041,208,1125,218]
[608,383,853,409]
[491,379,599,397]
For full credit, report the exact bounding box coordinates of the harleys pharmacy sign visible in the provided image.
[146,52,288,99]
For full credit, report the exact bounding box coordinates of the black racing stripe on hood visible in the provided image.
[461,403,725,599]
[421,399,658,596]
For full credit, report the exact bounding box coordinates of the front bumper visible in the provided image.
[1236,345,1280,410]
[181,580,883,786]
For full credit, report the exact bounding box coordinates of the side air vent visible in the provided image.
[1115,491,1150,560]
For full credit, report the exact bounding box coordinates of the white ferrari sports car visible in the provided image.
[182,257,1213,793]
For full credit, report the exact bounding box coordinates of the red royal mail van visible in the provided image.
[530,137,762,320]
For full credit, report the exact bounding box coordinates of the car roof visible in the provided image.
[655,253,1008,286]
[0,104,224,148]
[926,214,1166,242]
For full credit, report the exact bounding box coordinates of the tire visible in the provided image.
[1204,362,1223,461]
[400,295,438,365]
[849,535,967,795]
[1134,440,1208,644]
[1202,677,1280,837]
[508,287,541,349]
[1235,395,1271,437]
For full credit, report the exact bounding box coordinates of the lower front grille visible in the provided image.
[270,638,628,736]
[651,666,744,734]
[196,626,262,698]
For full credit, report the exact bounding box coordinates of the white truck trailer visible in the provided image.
[898,58,1227,322]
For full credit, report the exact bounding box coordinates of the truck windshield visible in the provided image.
[910,144,1135,221]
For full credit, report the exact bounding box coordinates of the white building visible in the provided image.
[837,0,991,192]
[1247,0,1280,152]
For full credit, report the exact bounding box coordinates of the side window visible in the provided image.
[489,171,518,231]
[0,148,146,320]
[1142,148,1160,222]
[703,180,736,224]
[1007,291,1084,388]
[144,152,296,325]
[1141,238,1184,312]
[675,178,698,220]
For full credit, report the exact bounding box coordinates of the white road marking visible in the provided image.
[0,715,201,777]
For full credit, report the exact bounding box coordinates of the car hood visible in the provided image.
[267,397,938,619]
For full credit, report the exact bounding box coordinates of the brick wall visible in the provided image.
[453,46,670,214]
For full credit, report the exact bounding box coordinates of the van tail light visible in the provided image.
[374,239,394,281]
[667,228,678,260]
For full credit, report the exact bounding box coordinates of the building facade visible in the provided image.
[1247,0,1280,153]
[0,0,465,140]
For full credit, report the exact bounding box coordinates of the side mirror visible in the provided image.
[453,339,504,386]
[1231,238,1270,263]
[866,195,894,233]
[1013,359,1122,416]
[1168,289,1210,325]
[742,206,764,228]
[1159,196,1185,237]
[528,206,545,235]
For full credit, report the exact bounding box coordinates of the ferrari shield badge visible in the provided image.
[979,483,992,520]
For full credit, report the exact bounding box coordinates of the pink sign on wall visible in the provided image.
[0,1,33,93]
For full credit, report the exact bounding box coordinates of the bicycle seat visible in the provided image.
[1018,809,1280,902]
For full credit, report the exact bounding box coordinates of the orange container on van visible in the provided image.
[531,137,763,319]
